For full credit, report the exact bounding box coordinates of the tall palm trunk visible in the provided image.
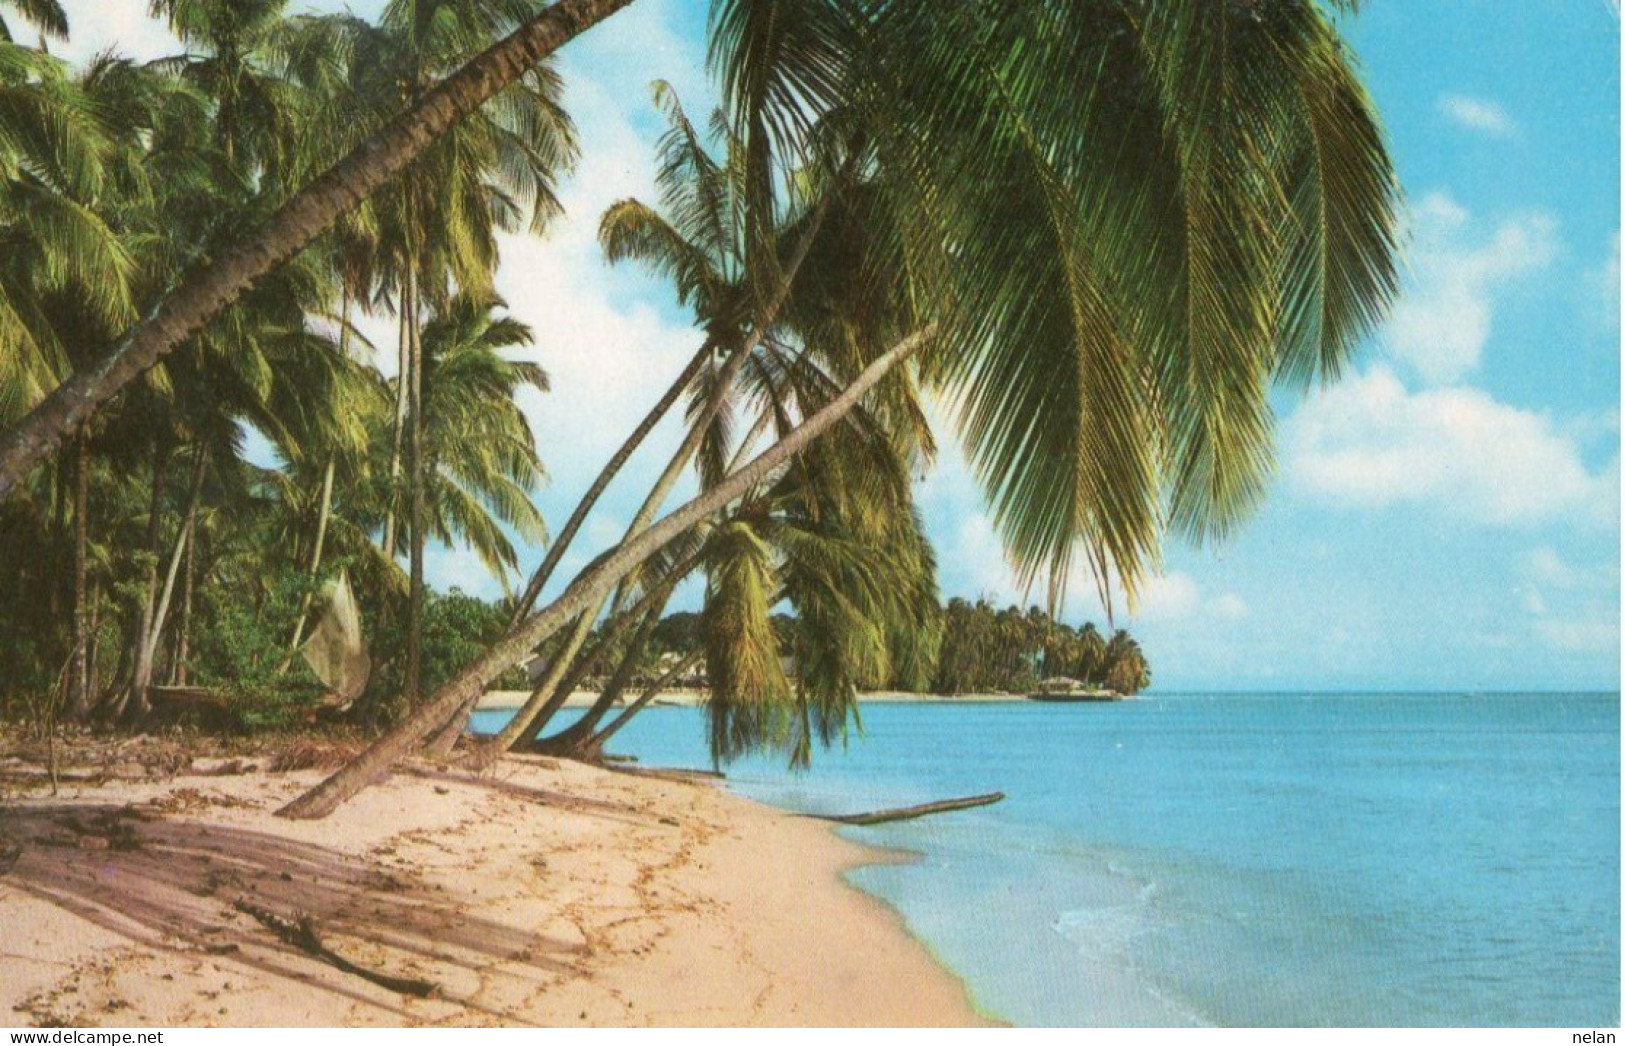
[172,525,195,686]
[278,323,935,820]
[135,448,206,704]
[405,266,427,704]
[125,438,169,719]
[0,0,638,502]
[382,282,411,561]
[283,456,336,662]
[68,431,90,720]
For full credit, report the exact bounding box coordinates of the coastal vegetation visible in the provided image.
[0,0,1399,820]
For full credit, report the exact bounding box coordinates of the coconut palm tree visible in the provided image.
[1103,629,1151,696]
[0,1,1398,817]
[0,0,621,497]
[0,0,65,43]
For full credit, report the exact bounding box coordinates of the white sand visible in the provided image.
[0,755,993,1027]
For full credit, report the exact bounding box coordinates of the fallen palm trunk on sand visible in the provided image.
[811,792,1004,826]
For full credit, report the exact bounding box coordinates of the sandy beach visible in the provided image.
[0,751,992,1027]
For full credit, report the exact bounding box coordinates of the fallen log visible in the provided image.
[232,900,436,997]
[812,792,1005,826]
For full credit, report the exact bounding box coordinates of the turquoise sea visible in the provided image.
[474,692,1620,1027]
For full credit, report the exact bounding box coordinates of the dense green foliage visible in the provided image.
[0,0,566,726]
[931,600,1150,696]
[0,0,1394,784]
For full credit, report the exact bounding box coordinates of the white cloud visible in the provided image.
[55,1,176,64]
[1387,193,1559,385]
[1438,94,1518,138]
[1286,365,1618,527]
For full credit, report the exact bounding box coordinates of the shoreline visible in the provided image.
[476,688,1031,710]
[0,751,994,1027]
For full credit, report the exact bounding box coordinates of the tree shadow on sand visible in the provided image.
[0,800,597,1024]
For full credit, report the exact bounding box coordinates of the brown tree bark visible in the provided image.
[0,0,637,501]
[276,323,934,820]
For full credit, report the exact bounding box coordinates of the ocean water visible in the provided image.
[472,692,1620,1027]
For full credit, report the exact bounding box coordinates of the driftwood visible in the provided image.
[603,763,725,784]
[812,792,1005,826]
[233,900,436,997]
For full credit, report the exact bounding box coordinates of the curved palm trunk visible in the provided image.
[507,338,711,627]
[277,323,935,820]
[0,0,638,502]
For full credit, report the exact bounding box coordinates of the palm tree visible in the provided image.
[1103,629,1151,696]
[0,0,626,497]
[282,0,1397,819]
[0,1,1397,815]
[0,0,66,43]
[1075,623,1108,688]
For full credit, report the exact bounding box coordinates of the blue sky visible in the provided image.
[59,1,1622,691]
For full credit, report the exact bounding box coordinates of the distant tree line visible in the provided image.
[573,597,1150,699]
[929,599,1150,696]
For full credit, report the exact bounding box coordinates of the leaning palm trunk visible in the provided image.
[277,323,936,819]
[490,199,833,751]
[0,0,638,501]
[505,547,703,749]
[580,647,705,758]
[426,547,700,757]
[536,607,660,755]
[507,339,711,627]
[487,360,739,750]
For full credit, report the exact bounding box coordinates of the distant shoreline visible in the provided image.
[475,689,1033,710]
